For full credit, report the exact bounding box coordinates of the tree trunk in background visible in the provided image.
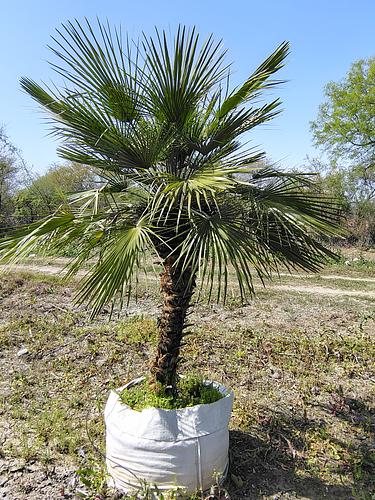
[150,257,196,396]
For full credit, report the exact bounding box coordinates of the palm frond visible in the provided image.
[174,205,272,303]
[216,41,289,119]
[237,167,343,229]
[2,21,344,317]
[0,212,76,263]
[75,216,158,317]
[143,26,228,126]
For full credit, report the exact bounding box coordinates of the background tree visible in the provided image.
[14,162,98,222]
[1,22,341,396]
[311,58,375,164]
[0,127,22,232]
[311,58,375,244]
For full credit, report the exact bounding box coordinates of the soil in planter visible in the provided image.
[119,376,224,411]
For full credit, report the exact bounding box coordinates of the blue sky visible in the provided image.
[1,0,375,173]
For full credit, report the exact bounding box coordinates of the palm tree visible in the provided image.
[1,21,341,396]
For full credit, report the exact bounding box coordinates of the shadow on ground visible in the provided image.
[226,400,375,499]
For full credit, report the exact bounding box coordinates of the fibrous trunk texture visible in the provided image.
[150,257,196,395]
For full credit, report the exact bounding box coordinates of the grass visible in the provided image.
[0,253,375,499]
[325,250,375,274]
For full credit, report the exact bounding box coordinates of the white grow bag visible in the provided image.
[105,377,234,497]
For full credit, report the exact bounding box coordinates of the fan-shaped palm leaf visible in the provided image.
[1,21,342,392]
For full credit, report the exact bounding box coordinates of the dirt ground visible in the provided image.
[0,250,375,499]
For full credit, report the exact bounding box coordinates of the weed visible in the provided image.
[76,462,108,498]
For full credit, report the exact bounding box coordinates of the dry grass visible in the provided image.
[0,254,375,499]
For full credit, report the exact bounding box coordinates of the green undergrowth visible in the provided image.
[2,271,375,498]
[119,376,224,411]
[326,253,375,273]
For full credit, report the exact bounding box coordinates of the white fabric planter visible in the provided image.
[105,377,234,497]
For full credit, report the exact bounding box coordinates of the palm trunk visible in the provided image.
[150,257,196,396]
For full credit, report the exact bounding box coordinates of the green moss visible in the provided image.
[119,376,225,411]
